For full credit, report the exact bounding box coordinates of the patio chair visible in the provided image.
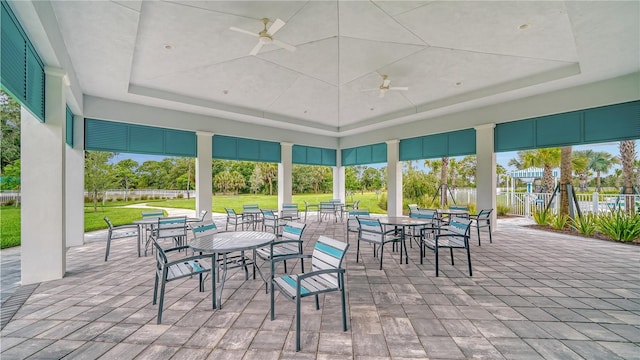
[191,220,219,238]
[152,238,211,324]
[449,205,470,219]
[407,203,419,214]
[281,203,300,221]
[356,217,403,270]
[225,208,252,231]
[469,208,493,246]
[344,199,360,211]
[187,210,208,225]
[408,209,439,247]
[243,204,262,229]
[303,200,319,221]
[147,216,188,255]
[346,209,369,244]
[257,221,307,274]
[319,201,338,222]
[261,209,281,234]
[103,217,139,261]
[270,235,349,352]
[420,217,472,277]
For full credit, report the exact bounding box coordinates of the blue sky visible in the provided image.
[113,140,636,176]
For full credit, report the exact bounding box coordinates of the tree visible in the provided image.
[440,157,449,206]
[113,159,138,201]
[345,166,360,192]
[572,151,591,192]
[361,167,382,192]
[0,90,21,170]
[559,146,572,216]
[213,170,245,194]
[249,164,264,194]
[85,151,115,211]
[258,162,278,195]
[587,150,618,192]
[1,159,21,191]
[619,140,636,212]
[515,148,561,193]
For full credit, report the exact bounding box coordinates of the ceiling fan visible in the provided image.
[230,18,296,56]
[362,75,409,98]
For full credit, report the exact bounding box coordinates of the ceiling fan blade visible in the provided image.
[390,87,409,91]
[272,39,296,52]
[382,78,391,87]
[230,26,259,37]
[249,42,264,56]
[268,18,286,35]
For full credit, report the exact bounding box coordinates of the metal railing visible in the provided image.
[498,192,639,217]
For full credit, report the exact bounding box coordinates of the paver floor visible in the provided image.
[1,216,639,359]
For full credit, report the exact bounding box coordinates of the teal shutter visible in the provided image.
[85,119,196,156]
[292,145,336,166]
[495,100,640,152]
[341,143,387,165]
[356,146,372,164]
[371,143,387,163]
[65,106,73,146]
[213,135,280,162]
[448,129,476,156]
[401,129,476,161]
[1,1,45,122]
[342,148,356,166]
[422,133,448,159]
[399,137,422,161]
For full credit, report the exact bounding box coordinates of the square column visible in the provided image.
[386,139,402,216]
[196,131,213,220]
[21,68,67,284]
[333,149,345,202]
[278,142,293,210]
[65,114,85,247]
[475,124,497,229]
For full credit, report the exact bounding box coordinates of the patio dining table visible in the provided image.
[377,216,434,264]
[132,216,164,256]
[190,231,275,309]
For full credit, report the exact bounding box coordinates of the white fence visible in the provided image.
[498,192,639,217]
[88,189,196,201]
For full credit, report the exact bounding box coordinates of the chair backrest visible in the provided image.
[153,239,169,269]
[104,217,115,230]
[447,218,472,238]
[407,204,419,212]
[196,210,207,221]
[281,203,299,217]
[356,217,384,243]
[352,200,360,209]
[142,210,164,219]
[191,220,218,238]
[319,202,335,212]
[410,209,437,221]
[243,204,260,212]
[261,209,278,228]
[156,216,187,240]
[281,221,306,241]
[225,208,237,217]
[311,235,349,287]
[347,210,370,231]
[477,209,492,220]
[303,200,310,206]
[449,205,469,211]
[330,199,341,203]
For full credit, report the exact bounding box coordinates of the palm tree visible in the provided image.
[516,148,561,193]
[587,150,618,192]
[559,147,572,216]
[572,150,591,192]
[440,157,449,206]
[619,140,637,212]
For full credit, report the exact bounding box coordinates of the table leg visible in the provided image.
[137,224,141,257]
[211,252,217,309]
[218,252,229,309]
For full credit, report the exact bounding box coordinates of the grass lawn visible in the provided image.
[0,192,386,249]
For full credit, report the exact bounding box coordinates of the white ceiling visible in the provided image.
[39,1,640,138]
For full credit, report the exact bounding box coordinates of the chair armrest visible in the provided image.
[271,253,312,264]
[165,253,212,267]
[297,267,345,280]
[163,245,191,254]
[271,239,303,247]
[112,224,140,231]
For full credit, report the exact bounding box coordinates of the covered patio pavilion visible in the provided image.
[1,1,640,357]
[2,217,639,358]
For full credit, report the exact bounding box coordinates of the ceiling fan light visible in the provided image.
[259,36,273,44]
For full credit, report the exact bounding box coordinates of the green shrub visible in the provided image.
[550,213,569,230]
[378,192,387,210]
[597,211,640,242]
[140,195,148,200]
[570,213,597,236]
[533,209,551,225]
[3,199,15,206]
[497,204,510,216]
[177,193,184,199]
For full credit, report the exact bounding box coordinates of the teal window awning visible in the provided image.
[400,129,476,161]
[292,145,336,166]
[342,143,387,166]
[213,135,281,163]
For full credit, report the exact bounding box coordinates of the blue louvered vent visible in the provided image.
[400,129,476,161]
[342,143,387,166]
[213,135,281,163]
[292,145,336,166]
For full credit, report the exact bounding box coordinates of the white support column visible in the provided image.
[333,149,345,202]
[21,68,67,284]
[65,114,85,247]
[475,124,497,229]
[278,142,293,210]
[386,139,402,217]
[196,131,213,220]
